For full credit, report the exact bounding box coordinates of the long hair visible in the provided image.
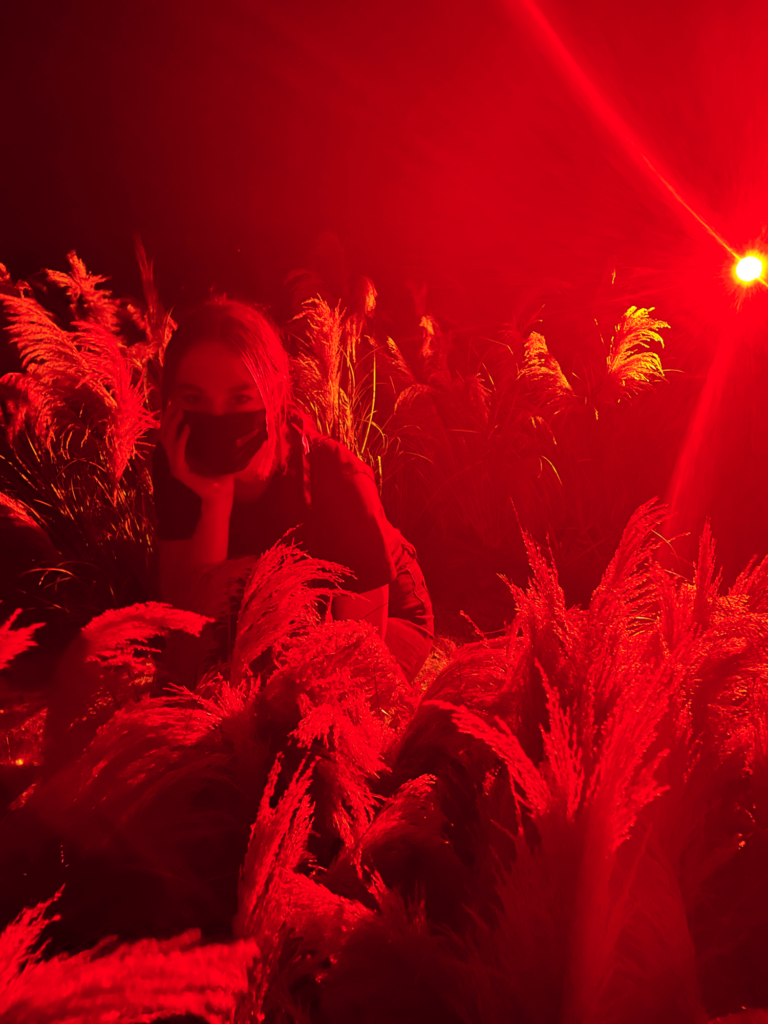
[161,298,293,470]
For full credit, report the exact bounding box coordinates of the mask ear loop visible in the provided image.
[255,376,279,474]
[295,412,312,511]
[301,429,311,511]
[282,407,313,511]
[293,413,320,613]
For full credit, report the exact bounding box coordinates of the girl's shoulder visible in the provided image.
[307,434,375,482]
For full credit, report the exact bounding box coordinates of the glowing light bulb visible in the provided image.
[735,255,764,282]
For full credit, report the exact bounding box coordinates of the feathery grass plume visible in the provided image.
[4,678,269,950]
[291,294,386,477]
[590,521,768,1016]
[289,641,394,776]
[381,331,418,390]
[442,688,671,1015]
[45,251,121,334]
[516,330,579,415]
[45,602,212,771]
[419,684,681,1019]
[122,238,177,407]
[0,892,61,992]
[382,637,525,931]
[272,615,414,728]
[252,619,409,873]
[0,893,260,1024]
[379,507,715,1021]
[341,774,441,875]
[644,532,768,1016]
[434,703,550,817]
[729,546,768,614]
[233,755,369,1021]
[0,424,157,622]
[291,298,352,445]
[6,547,395,949]
[229,544,347,688]
[80,601,211,672]
[592,306,668,408]
[37,681,260,844]
[549,510,768,1018]
[234,755,315,942]
[0,610,40,673]
[1,293,157,486]
[0,489,41,531]
[1,294,95,443]
[187,541,347,686]
[409,635,457,694]
[0,255,167,626]
[586,499,667,626]
[25,625,393,1012]
[520,512,702,1019]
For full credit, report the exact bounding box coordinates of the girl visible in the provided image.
[153,298,434,681]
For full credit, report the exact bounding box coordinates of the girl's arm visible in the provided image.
[158,405,235,608]
[332,584,389,640]
[158,499,232,607]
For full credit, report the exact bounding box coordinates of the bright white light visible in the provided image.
[735,255,764,283]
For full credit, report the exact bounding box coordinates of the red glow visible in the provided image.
[508,0,737,260]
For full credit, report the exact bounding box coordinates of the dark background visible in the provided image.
[2,0,768,579]
[3,0,764,317]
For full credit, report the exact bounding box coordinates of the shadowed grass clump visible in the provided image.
[0,504,767,1021]
[290,283,670,624]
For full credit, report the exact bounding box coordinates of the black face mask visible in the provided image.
[183,409,269,476]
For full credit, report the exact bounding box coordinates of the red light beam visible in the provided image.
[507,0,739,259]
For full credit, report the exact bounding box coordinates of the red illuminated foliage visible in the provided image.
[290,292,384,478]
[592,305,669,407]
[0,610,40,673]
[0,892,259,1024]
[1,271,157,487]
[1,501,768,1019]
[0,255,171,626]
[2,253,768,1021]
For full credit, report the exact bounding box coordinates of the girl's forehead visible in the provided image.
[175,340,256,386]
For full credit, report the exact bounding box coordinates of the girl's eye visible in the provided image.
[180,393,203,406]
[232,393,257,405]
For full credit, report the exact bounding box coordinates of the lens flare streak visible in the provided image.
[508,0,738,259]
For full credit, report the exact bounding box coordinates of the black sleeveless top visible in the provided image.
[151,420,433,631]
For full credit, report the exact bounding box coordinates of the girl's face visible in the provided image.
[169,340,266,416]
[169,340,275,481]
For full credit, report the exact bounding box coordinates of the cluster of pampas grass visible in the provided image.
[2,503,768,1021]
[2,253,767,1022]
[0,250,172,633]
[291,285,670,622]
[290,282,385,482]
[0,252,668,639]
[0,894,260,1024]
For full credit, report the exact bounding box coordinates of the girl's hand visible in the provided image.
[159,404,236,507]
